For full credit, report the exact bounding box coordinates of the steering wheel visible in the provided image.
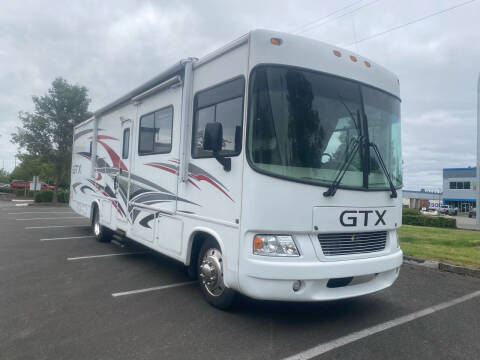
[321,152,361,172]
[320,153,332,164]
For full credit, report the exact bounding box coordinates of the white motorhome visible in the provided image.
[70,30,403,309]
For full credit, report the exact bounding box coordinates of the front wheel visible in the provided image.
[197,239,235,310]
[92,207,112,243]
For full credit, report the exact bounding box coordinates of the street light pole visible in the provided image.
[477,73,480,228]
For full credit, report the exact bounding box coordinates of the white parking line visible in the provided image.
[40,235,96,241]
[282,290,480,360]
[67,251,149,261]
[112,281,197,297]
[16,216,82,221]
[9,211,75,215]
[26,225,90,229]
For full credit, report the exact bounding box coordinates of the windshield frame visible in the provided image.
[245,63,403,192]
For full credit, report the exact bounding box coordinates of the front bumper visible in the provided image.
[238,250,403,301]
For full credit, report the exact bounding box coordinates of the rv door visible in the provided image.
[114,120,132,230]
[130,86,182,246]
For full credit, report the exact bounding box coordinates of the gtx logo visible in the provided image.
[340,210,387,227]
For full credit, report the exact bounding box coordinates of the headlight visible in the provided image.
[253,235,300,257]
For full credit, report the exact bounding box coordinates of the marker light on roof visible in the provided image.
[270,38,282,46]
[350,55,357,62]
[333,50,341,57]
[364,61,371,68]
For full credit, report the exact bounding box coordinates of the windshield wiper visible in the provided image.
[369,142,398,198]
[323,135,365,197]
[337,94,361,132]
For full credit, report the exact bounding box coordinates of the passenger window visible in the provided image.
[122,128,130,159]
[138,106,173,155]
[192,77,245,158]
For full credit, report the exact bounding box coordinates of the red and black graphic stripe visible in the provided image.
[145,160,234,202]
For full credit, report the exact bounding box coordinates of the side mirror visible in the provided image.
[203,122,223,152]
[203,122,231,172]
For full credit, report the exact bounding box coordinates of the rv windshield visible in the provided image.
[247,65,402,190]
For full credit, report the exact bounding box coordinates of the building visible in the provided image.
[442,167,476,212]
[402,189,442,209]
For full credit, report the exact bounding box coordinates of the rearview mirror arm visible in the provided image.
[213,152,231,172]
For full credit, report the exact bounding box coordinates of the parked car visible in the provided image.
[468,208,476,218]
[421,208,438,216]
[439,205,458,216]
[40,182,55,190]
[0,182,10,190]
[10,180,29,189]
[10,180,55,191]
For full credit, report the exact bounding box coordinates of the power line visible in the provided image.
[292,0,365,34]
[296,0,382,35]
[344,0,478,46]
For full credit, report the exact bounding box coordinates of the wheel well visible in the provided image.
[188,231,219,277]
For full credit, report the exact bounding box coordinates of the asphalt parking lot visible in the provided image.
[1,202,479,360]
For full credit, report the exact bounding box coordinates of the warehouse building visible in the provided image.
[442,167,476,212]
[402,189,442,209]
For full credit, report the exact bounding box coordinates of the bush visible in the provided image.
[15,189,33,197]
[403,214,456,228]
[402,208,421,216]
[57,190,70,203]
[34,190,54,203]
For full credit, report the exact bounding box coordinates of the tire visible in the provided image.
[197,239,235,310]
[92,207,112,243]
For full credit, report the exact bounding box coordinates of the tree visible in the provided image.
[0,169,9,183]
[9,155,56,184]
[11,77,92,201]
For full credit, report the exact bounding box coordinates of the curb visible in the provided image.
[438,263,480,278]
[27,202,69,207]
[403,256,480,278]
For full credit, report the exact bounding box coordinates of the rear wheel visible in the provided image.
[92,206,112,243]
[197,239,235,310]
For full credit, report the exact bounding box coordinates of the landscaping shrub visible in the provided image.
[402,208,421,216]
[34,190,54,203]
[403,214,456,228]
[57,190,70,203]
[15,189,33,197]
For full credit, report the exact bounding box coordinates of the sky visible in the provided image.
[0,0,479,190]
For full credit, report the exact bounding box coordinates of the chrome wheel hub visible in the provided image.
[94,222,100,236]
[199,248,224,297]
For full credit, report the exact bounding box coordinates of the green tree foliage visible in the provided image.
[0,168,9,183]
[9,155,56,184]
[11,78,92,201]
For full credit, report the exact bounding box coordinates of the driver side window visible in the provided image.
[192,77,245,158]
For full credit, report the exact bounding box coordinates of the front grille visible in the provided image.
[318,231,387,256]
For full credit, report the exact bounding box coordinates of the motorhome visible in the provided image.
[70,29,403,309]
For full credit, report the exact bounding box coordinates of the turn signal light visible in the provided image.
[253,236,264,250]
